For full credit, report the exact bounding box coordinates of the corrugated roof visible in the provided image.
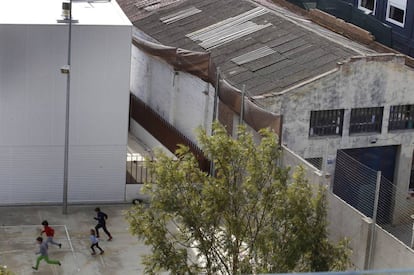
[231,46,276,65]
[141,0,182,11]
[160,6,201,24]
[118,0,375,96]
[186,7,271,50]
[116,0,187,21]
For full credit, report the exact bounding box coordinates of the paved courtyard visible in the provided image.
[0,204,151,275]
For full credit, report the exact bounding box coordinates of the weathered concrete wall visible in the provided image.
[328,193,371,269]
[130,42,214,145]
[282,146,367,269]
[281,145,328,187]
[258,55,414,224]
[371,225,414,269]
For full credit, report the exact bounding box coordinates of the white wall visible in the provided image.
[0,25,67,204]
[0,23,131,204]
[68,25,131,202]
[130,43,214,145]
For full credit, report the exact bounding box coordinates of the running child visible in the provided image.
[90,229,104,255]
[94,207,112,241]
[41,220,62,248]
[32,237,61,271]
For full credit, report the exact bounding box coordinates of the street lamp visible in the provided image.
[60,0,74,214]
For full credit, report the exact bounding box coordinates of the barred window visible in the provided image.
[349,107,383,134]
[388,104,414,131]
[309,109,344,137]
[305,157,322,170]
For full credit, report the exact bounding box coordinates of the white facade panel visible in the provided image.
[0,0,131,25]
[70,25,131,146]
[68,146,126,202]
[0,4,132,204]
[0,25,67,146]
[0,146,63,204]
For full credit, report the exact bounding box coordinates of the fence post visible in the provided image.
[210,67,220,176]
[410,214,414,248]
[366,171,381,269]
[239,84,245,125]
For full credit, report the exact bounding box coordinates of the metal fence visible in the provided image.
[265,270,414,275]
[283,0,393,47]
[130,93,210,172]
[126,159,151,184]
[333,149,414,248]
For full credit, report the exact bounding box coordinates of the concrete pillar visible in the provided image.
[363,217,374,269]
[392,144,414,224]
[341,109,351,145]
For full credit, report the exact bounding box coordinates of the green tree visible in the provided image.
[0,265,14,275]
[126,122,350,274]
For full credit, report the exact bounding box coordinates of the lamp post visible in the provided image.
[62,0,73,214]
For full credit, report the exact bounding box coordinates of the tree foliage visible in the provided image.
[0,266,14,275]
[126,122,350,274]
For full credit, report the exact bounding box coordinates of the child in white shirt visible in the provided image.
[90,229,104,255]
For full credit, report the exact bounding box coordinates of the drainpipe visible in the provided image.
[410,214,414,248]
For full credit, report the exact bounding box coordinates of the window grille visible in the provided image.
[388,104,414,131]
[386,0,406,27]
[349,107,383,134]
[305,157,323,170]
[309,109,344,137]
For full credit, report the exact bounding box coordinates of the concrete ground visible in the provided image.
[0,204,151,275]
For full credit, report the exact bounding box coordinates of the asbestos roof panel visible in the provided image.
[160,6,202,24]
[116,0,188,22]
[186,7,272,50]
[231,46,276,65]
[243,54,286,72]
[119,0,375,96]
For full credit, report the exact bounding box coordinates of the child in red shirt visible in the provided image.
[41,220,62,248]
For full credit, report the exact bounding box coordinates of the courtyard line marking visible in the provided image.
[0,225,82,272]
[0,250,22,254]
[64,225,81,272]
[99,254,106,266]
